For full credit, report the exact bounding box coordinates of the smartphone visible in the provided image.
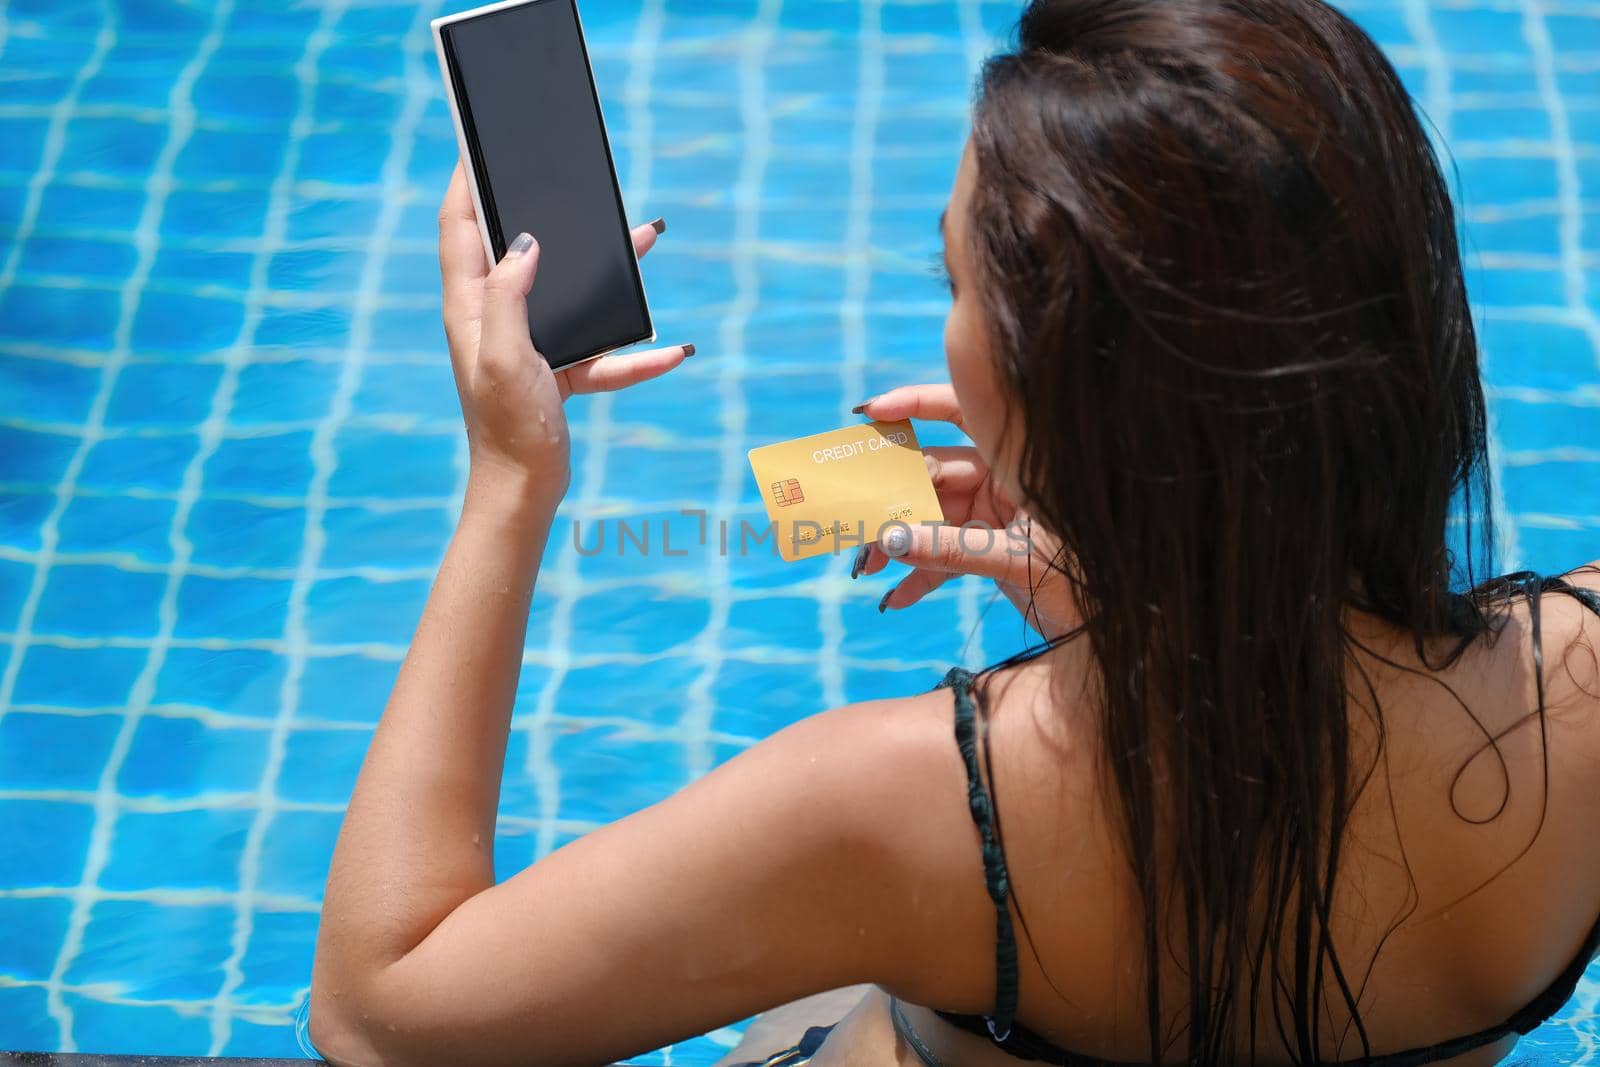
[433,0,654,369]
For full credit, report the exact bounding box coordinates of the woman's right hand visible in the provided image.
[852,385,1081,639]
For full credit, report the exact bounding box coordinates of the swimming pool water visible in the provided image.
[0,0,1596,1062]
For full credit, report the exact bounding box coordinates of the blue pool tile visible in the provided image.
[58,492,177,564]
[320,41,407,81]
[334,3,418,35]
[0,711,121,790]
[56,116,167,177]
[161,187,272,241]
[222,1018,307,1059]
[0,118,49,174]
[494,822,538,882]
[172,574,292,641]
[314,81,403,126]
[496,738,538,816]
[0,896,73,982]
[118,714,269,798]
[116,0,210,34]
[552,728,683,824]
[174,127,289,182]
[376,250,441,298]
[81,70,182,110]
[305,576,429,646]
[153,646,287,717]
[297,653,399,723]
[1431,7,1530,52]
[0,29,76,70]
[37,181,149,235]
[193,72,300,123]
[0,799,94,887]
[105,362,226,428]
[256,305,352,349]
[0,180,26,232]
[319,505,450,570]
[327,427,459,498]
[1453,108,1552,144]
[840,583,967,664]
[1457,156,1561,206]
[567,508,721,584]
[369,304,446,351]
[0,988,56,1052]
[569,589,709,656]
[844,662,946,705]
[725,596,821,653]
[35,563,166,639]
[266,248,365,293]
[233,360,339,424]
[0,356,99,425]
[148,247,255,291]
[0,427,80,487]
[103,808,254,892]
[1502,460,1600,519]
[132,290,246,356]
[65,996,212,1058]
[284,195,381,243]
[1518,527,1600,577]
[0,283,121,351]
[0,557,32,630]
[295,130,392,187]
[79,432,200,493]
[1466,267,1567,308]
[1549,13,1600,50]
[10,645,147,708]
[18,236,141,282]
[188,498,306,570]
[1492,398,1600,453]
[277,727,368,806]
[4,72,75,107]
[350,360,459,420]
[203,431,314,496]
[65,899,235,1001]
[1480,319,1600,389]
[1465,212,1562,256]
[714,659,824,737]
[232,909,318,1008]
[256,809,342,901]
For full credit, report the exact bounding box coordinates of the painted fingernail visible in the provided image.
[878,588,894,614]
[649,217,667,234]
[879,525,911,556]
[850,395,880,415]
[509,232,535,256]
[850,544,870,579]
[681,343,696,357]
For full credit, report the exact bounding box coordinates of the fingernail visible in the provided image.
[649,217,667,234]
[880,525,911,556]
[509,232,535,256]
[878,588,894,614]
[850,395,879,415]
[850,544,870,579]
[681,343,696,358]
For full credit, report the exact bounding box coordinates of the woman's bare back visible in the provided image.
[724,574,1600,1067]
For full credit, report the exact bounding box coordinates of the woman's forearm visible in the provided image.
[316,474,555,983]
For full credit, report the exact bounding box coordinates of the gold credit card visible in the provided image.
[747,419,945,562]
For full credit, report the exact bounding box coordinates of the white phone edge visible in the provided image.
[430,0,659,369]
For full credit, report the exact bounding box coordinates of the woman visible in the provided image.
[308,0,1600,1064]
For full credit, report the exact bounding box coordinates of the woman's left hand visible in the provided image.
[438,161,692,508]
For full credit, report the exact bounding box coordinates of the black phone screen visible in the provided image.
[440,0,651,368]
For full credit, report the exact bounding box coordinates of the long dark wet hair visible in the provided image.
[967,0,1503,1061]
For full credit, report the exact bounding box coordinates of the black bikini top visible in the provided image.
[932,572,1600,1066]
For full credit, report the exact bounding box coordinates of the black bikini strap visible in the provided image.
[939,665,1021,1040]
